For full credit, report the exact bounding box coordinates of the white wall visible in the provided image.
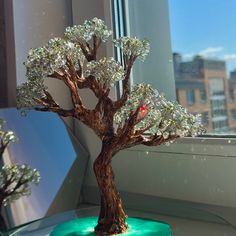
[114,141,236,208]
[13,0,73,110]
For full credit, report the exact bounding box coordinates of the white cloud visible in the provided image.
[182,53,194,59]
[224,54,236,61]
[198,47,224,57]
[182,47,224,60]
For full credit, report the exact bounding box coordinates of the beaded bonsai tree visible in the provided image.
[0,118,40,229]
[16,18,204,235]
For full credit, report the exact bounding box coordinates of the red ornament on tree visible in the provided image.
[139,105,147,116]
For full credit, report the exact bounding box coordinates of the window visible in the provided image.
[114,0,236,137]
[186,89,195,105]
[200,89,207,104]
[169,0,236,135]
[209,77,225,96]
[211,99,227,117]
[231,109,236,120]
[201,111,209,126]
[212,120,228,132]
[118,0,175,100]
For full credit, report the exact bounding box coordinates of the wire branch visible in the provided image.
[77,35,102,62]
[113,55,137,111]
[33,97,75,117]
[142,134,178,146]
[48,71,65,81]
[0,142,7,159]
[135,123,156,136]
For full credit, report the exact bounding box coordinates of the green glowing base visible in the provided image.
[50,216,171,236]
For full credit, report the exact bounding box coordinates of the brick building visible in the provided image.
[173,53,236,134]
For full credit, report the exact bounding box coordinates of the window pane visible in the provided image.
[120,0,176,100]
[186,89,195,105]
[169,0,236,135]
[200,89,207,104]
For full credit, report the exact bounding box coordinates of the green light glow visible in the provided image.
[50,216,171,236]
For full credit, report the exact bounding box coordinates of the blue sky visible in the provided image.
[168,0,236,73]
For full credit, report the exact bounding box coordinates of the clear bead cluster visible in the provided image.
[16,17,205,142]
[86,57,125,86]
[0,164,40,206]
[24,37,84,79]
[114,83,205,139]
[17,18,152,110]
[65,17,112,42]
[0,119,18,149]
[113,37,150,61]
[0,118,4,129]
[16,77,47,110]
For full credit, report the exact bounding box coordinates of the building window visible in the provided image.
[213,120,228,132]
[202,112,209,126]
[186,89,195,105]
[200,89,207,103]
[231,109,236,120]
[229,89,235,101]
[209,77,225,96]
[211,99,227,118]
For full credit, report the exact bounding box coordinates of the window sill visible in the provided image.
[128,136,236,158]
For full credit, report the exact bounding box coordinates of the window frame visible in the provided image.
[0,0,16,108]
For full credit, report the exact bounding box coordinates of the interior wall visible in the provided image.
[13,0,73,117]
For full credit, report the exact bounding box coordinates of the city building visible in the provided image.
[173,53,236,134]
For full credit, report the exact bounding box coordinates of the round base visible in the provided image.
[50,216,171,236]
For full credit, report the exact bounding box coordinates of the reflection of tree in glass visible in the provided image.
[0,118,40,230]
[0,118,17,157]
[17,18,205,235]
